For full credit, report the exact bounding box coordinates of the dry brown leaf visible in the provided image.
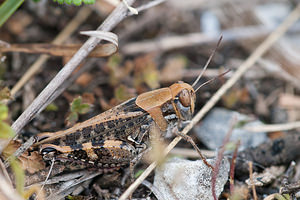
[82,93,96,105]
[6,11,33,35]
[2,140,21,159]
[76,73,93,87]
[18,151,45,174]
[2,141,45,174]
[221,87,251,109]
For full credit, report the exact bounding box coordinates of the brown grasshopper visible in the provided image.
[33,40,224,173]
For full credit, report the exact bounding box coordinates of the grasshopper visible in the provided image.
[34,81,200,172]
[33,40,224,173]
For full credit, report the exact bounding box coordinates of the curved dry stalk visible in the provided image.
[119,4,300,200]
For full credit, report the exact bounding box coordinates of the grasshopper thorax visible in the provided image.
[136,81,196,131]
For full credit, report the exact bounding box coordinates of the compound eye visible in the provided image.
[179,89,191,107]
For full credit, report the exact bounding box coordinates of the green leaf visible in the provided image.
[144,69,159,89]
[70,96,91,114]
[114,85,132,102]
[0,121,15,139]
[234,120,249,129]
[0,87,11,101]
[57,0,65,4]
[224,141,237,151]
[45,103,58,112]
[0,0,24,27]
[72,0,82,6]
[10,157,25,195]
[77,104,91,115]
[135,169,145,178]
[0,104,8,120]
[83,0,94,4]
[108,54,122,68]
[274,194,289,200]
[66,112,78,125]
[65,0,72,4]
[71,96,82,112]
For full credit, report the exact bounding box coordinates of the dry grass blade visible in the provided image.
[119,4,300,200]
[80,31,119,47]
[243,121,300,132]
[0,43,117,57]
[249,161,258,200]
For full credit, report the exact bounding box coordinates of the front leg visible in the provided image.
[175,121,214,170]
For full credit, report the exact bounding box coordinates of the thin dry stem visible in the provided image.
[170,147,215,158]
[212,118,236,200]
[37,158,55,198]
[133,0,166,14]
[119,4,300,200]
[229,140,240,195]
[243,121,300,132]
[249,161,258,200]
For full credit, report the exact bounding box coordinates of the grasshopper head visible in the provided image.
[170,82,196,121]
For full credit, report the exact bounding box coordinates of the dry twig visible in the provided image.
[170,147,215,158]
[249,161,258,200]
[243,121,300,133]
[0,43,117,57]
[119,4,300,199]
[230,140,240,195]
[212,119,236,200]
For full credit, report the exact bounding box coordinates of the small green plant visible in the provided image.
[0,104,15,139]
[0,102,25,196]
[66,96,92,125]
[0,0,24,27]
[53,0,95,6]
[10,156,25,195]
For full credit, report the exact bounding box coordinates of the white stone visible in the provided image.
[153,157,229,200]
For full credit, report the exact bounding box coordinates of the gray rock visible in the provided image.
[195,108,268,150]
[153,157,229,200]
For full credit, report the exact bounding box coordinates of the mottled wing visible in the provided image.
[35,97,153,146]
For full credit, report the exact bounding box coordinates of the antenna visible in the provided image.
[195,69,230,92]
[192,36,223,89]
